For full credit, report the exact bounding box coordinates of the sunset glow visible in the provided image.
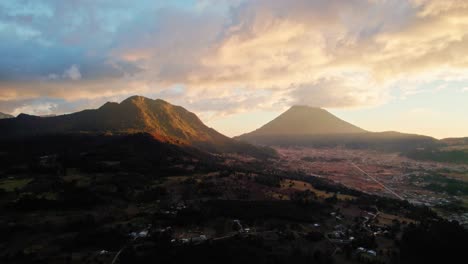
[1,0,468,137]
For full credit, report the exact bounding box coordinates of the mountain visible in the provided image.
[236,105,438,152]
[0,112,13,119]
[0,96,275,157]
[441,137,468,147]
[0,95,227,144]
[240,105,366,137]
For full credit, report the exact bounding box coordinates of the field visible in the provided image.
[0,141,467,263]
[280,179,356,200]
[0,178,32,192]
[275,147,468,226]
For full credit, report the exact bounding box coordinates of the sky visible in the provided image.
[1,0,468,139]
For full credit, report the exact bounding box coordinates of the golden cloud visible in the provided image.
[2,0,468,115]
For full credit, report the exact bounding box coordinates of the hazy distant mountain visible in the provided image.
[236,105,437,152]
[240,105,366,137]
[441,137,468,146]
[0,96,275,157]
[0,112,13,119]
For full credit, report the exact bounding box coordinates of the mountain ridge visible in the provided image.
[0,96,275,157]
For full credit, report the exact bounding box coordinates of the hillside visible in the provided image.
[0,96,275,157]
[401,137,468,164]
[441,137,468,149]
[236,106,438,152]
[0,112,13,119]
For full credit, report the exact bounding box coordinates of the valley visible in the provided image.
[0,96,467,264]
[275,147,468,226]
[1,137,467,263]
[3,1,468,263]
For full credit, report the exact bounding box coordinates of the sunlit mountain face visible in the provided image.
[1,1,468,264]
[1,0,468,138]
[0,95,276,158]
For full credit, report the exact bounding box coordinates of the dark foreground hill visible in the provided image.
[0,133,222,176]
[236,106,438,152]
[0,96,275,158]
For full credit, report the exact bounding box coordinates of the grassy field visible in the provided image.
[37,192,59,200]
[63,174,91,187]
[445,172,468,183]
[459,196,468,209]
[0,178,32,192]
[377,212,417,225]
[280,180,355,201]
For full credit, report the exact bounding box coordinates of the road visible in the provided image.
[349,162,404,200]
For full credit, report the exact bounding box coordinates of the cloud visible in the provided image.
[406,107,441,117]
[1,0,468,117]
[62,64,81,81]
[109,0,468,111]
[290,76,388,109]
[11,101,57,116]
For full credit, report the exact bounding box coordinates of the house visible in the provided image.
[138,230,149,237]
[233,219,244,232]
[130,226,151,239]
[330,231,345,239]
[191,235,208,244]
[357,247,366,253]
[334,224,346,232]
